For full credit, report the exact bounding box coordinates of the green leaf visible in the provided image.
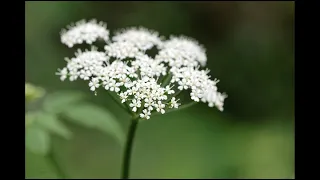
[25,149,58,179]
[43,91,85,113]
[26,126,51,155]
[36,112,72,139]
[63,103,125,145]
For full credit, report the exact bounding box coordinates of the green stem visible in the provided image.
[107,91,132,115]
[168,101,198,113]
[161,73,172,87]
[151,101,198,118]
[47,150,66,179]
[165,90,183,104]
[172,90,183,98]
[121,117,140,179]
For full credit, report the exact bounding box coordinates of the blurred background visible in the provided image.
[25,1,294,179]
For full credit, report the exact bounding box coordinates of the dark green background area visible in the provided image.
[26,1,294,179]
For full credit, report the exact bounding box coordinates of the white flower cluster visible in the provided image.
[170,66,227,111]
[112,27,164,51]
[156,36,207,67]
[57,19,227,119]
[60,19,110,48]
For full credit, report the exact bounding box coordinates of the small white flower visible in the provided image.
[108,79,118,92]
[154,101,166,114]
[129,99,141,112]
[190,89,202,102]
[140,109,151,119]
[178,78,189,90]
[89,78,100,91]
[143,98,154,108]
[165,85,175,94]
[56,68,68,81]
[170,97,180,109]
[69,70,78,81]
[215,93,227,111]
[119,92,128,103]
[79,69,92,80]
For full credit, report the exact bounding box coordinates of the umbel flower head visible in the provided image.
[56,19,227,119]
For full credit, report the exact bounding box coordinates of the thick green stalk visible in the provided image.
[121,117,140,179]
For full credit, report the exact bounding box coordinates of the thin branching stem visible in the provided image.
[151,101,198,118]
[161,73,172,87]
[107,91,132,115]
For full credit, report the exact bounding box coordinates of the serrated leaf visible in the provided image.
[26,126,50,155]
[36,112,72,139]
[64,103,125,144]
[43,91,84,114]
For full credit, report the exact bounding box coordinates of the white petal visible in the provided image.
[132,107,137,112]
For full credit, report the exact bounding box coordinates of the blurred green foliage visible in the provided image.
[25,83,45,103]
[25,84,125,177]
[25,1,294,179]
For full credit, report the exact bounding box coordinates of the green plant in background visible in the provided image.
[25,83,45,103]
[25,83,124,178]
[55,19,227,179]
